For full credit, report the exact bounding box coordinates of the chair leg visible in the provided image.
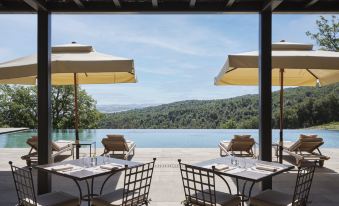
[319,160,324,167]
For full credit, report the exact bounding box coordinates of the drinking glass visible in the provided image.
[81,154,89,168]
[231,156,238,167]
[90,157,97,167]
[240,158,247,169]
[247,159,254,168]
[103,154,110,164]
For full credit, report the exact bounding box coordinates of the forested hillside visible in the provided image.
[100,83,339,129]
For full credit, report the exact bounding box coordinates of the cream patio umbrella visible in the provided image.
[215,41,339,163]
[0,42,136,158]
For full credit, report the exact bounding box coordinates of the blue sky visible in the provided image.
[0,14,335,105]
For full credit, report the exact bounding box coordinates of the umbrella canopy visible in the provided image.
[0,43,136,85]
[214,41,339,163]
[0,42,137,159]
[215,41,339,86]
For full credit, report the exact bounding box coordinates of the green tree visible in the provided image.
[0,85,37,128]
[0,85,102,129]
[306,15,338,51]
[219,120,237,129]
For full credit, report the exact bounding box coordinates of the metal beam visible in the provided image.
[259,9,272,190]
[73,0,85,8]
[37,10,52,195]
[262,0,283,11]
[112,0,121,8]
[189,0,196,8]
[152,0,158,8]
[225,0,235,7]
[1,0,339,13]
[305,0,319,8]
[23,0,47,11]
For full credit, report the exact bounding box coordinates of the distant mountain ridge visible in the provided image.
[97,104,158,113]
[99,83,339,129]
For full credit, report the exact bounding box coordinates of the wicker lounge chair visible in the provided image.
[277,134,330,167]
[21,136,73,166]
[219,135,256,158]
[9,161,79,206]
[101,134,136,160]
[250,164,316,206]
[92,158,156,206]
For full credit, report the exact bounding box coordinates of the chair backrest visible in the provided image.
[27,136,61,152]
[122,158,156,206]
[9,161,37,206]
[102,135,129,152]
[227,136,255,152]
[292,164,316,206]
[178,159,217,206]
[289,138,323,153]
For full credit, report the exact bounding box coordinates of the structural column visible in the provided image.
[37,10,52,194]
[259,9,272,190]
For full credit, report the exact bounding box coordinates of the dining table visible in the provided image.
[193,156,294,206]
[36,156,142,206]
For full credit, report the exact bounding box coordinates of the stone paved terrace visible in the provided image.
[1,148,339,206]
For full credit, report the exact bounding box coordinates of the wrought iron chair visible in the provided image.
[250,164,316,206]
[9,161,79,206]
[92,158,156,206]
[178,159,241,206]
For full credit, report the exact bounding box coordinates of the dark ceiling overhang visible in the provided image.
[0,0,338,14]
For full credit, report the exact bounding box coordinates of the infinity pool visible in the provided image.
[0,129,338,148]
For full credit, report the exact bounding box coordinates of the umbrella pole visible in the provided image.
[74,73,80,159]
[279,68,284,163]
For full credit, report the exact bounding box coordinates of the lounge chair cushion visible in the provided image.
[92,188,145,206]
[107,134,125,141]
[250,190,293,206]
[234,135,251,139]
[188,190,241,206]
[31,191,78,206]
[300,134,318,139]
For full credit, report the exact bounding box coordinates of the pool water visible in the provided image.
[0,129,338,148]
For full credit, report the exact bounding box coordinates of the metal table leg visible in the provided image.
[73,177,99,206]
[221,175,256,206]
[240,180,256,205]
[72,179,83,205]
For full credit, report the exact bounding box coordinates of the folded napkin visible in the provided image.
[51,164,74,172]
[255,164,277,172]
[100,163,123,170]
[214,164,229,171]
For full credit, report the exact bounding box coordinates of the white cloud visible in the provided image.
[52,15,240,57]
